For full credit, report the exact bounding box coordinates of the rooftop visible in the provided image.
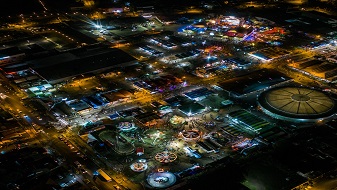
[184,87,214,100]
[0,47,24,59]
[134,112,160,124]
[258,87,337,120]
[102,90,133,102]
[32,48,136,82]
[217,69,291,96]
[179,101,205,116]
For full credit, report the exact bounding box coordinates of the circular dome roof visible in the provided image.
[258,87,337,122]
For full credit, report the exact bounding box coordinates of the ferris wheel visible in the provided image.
[155,151,177,163]
[183,130,200,138]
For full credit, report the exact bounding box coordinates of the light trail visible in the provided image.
[38,0,48,11]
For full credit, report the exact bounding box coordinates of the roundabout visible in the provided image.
[258,87,337,122]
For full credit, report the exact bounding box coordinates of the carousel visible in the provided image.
[130,159,148,172]
[118,121,136,132]
[170,115,185,125]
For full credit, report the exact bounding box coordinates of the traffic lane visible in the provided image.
[50,136,107,189]
[0,76,46,124]
[61,128,113,170]
[2,96,44,124]
[66,130,143,190]
[0,80,16,93]
[2,96,27,114]
[62,135,123,190]
[65,134,105,169]
[44,128,103,183]
[0,73,26,98]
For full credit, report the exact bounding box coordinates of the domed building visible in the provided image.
[258,87,337,122]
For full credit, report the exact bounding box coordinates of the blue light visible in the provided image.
[0,56,9,60]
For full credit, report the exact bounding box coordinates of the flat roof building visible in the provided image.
[179,102,205,116]
[32,48,137,84]
[217,69,292,97]
[2,46,137,84]
[183,87,214,101]
[0,47,25,65]
[102,90,133,104]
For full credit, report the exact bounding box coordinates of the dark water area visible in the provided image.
[0,0,44,16]
[0,0,79,16]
